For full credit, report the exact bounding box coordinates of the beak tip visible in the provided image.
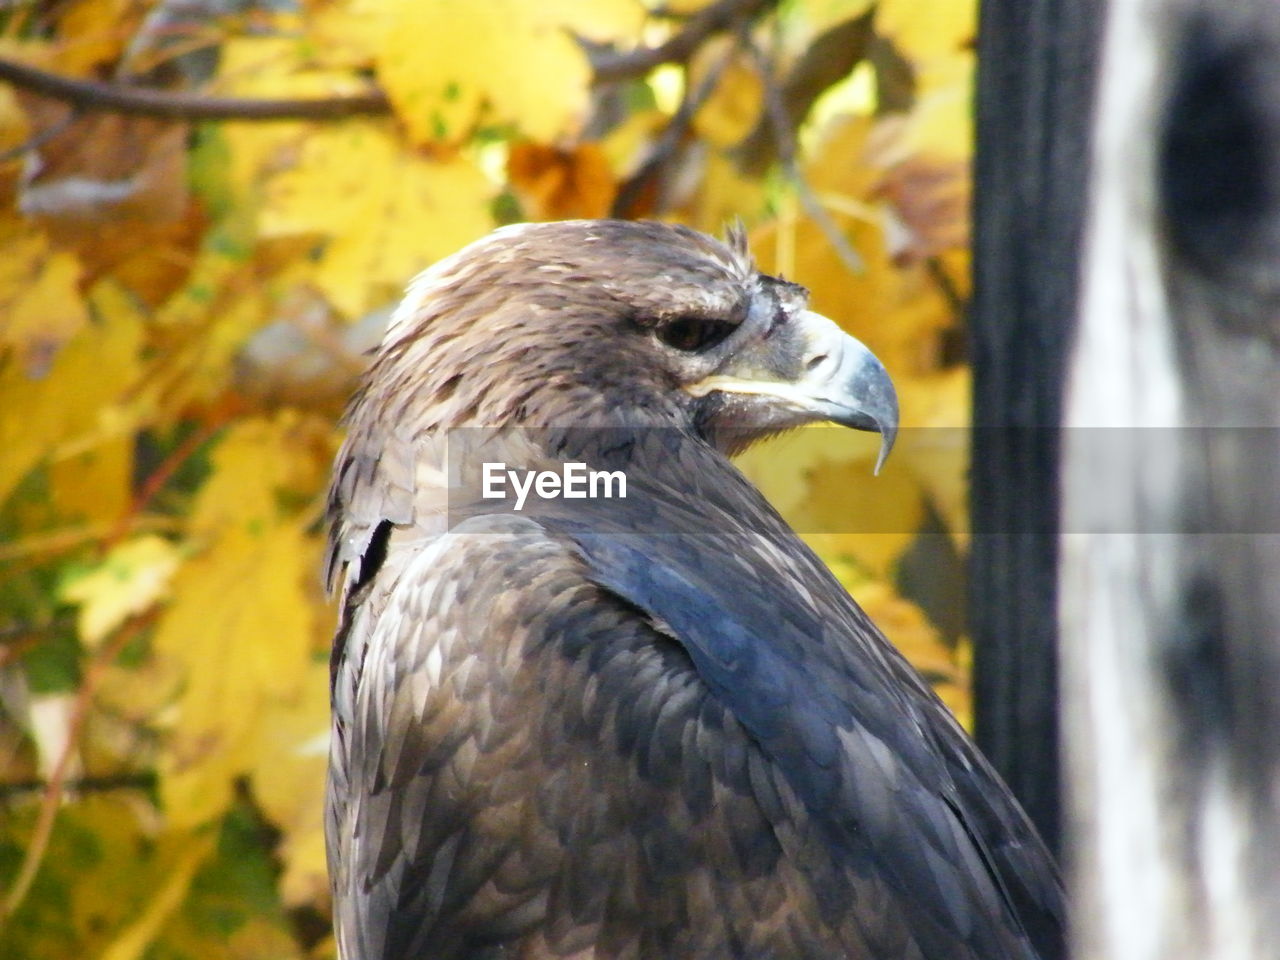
[872,421,896,476]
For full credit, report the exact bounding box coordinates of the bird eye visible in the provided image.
[658,316,737,352]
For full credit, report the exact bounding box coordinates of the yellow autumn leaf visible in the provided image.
[60,535,182,647]
[138,221,283,418]
[251,659,331,907]
[164,287,269,415]
[800,452,924,578]
[649,62,686,114]
[0,216,89,372]
[759,105,972,374]
[685,149,770,235]
[805,112,880,199]
[62,799,160,948]
[304,0,388,69]
[151,221,253,334]
[736,425,880,516]
[600,107,667,178]
[132,231,285,422]
[878,52,974,163]
[99,834,216,960]
[225,918,311,960]
[154,414,322,828]
[376,0,638,144]
[543,0,648,44]
[796,0,876,35]
[862,57,972,265]
[875,0,976,62]
[157,520,317,828]
[0,796,212,957]
[0,278,141,506]
[260,122,494,315]
[49,437,132,525]
[190,410,332,534]
[213,36,377,201]
[45,281,153,522]
[96,653,186,723]
[690,39,763,148]
[54,0,137,74]
[806,60,878,137]
[320,0,647,81]
[737,425,921,577]
[896,366,971,546]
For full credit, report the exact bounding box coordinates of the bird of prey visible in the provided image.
[324,220,1064,960]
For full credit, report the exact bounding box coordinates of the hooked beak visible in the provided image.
[686,310,899,473]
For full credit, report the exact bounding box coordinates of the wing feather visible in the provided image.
[328,508,1062,960]
[552,522,1062,960]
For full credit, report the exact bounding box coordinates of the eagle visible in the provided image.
[324,220,1065,960]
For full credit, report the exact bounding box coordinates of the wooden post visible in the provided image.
[970,0,1102,856]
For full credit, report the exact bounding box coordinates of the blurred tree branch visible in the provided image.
[733,10,875,175]
[0,57,392,121]
[0,772,156,798]
[746,33,865,273]
[591,0,778,83]
[610,37,738,218]
[1,610,158,923]
[0,0,782,123]
[610,6,875,221]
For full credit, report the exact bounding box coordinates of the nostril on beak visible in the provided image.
[805,353,828,372]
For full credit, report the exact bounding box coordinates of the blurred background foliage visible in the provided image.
[0,0,974,955]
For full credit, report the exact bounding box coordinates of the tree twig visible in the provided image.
[926,254,967,318]
[0,517,182,567]
[0,0,782,124]
[103,414,230,550]
[0,57,390,121]
[0,772,156,798]
[733,10,875,174]
[591,0,778,83]
[0,616,76,669]
[748,38,864,273]
[610,37,738,218]
[0,610,157,923]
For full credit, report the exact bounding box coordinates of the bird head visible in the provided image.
[369,219,898,469]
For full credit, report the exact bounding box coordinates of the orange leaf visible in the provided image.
[508,142,617,220]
